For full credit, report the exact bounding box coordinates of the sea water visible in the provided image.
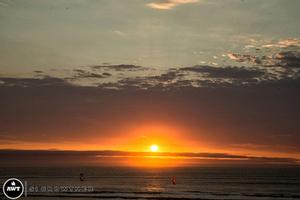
[1,167,300,200]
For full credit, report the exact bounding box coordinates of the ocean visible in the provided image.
[0,167,300,200]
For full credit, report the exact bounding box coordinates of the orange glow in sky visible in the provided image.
[110,123,207,153]
[1,121,299,168]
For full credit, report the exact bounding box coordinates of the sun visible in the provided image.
[150,144,159,152]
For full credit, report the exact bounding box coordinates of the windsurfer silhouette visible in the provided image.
[171,176,176,185]
[80,173,85,181]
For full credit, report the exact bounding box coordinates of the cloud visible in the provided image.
[227,51,300,69]
[100,65,270,90]
[0,77,70,87]
[225,38,300,82]
[227,53,262,65]
[91,64,145,71]
[72,69,111,79]
[33,70,44,74]
[180,65,265,79]
[262,38,300,48]
[274,51,300,68]
[147,0,199,10]
[2,38,299,89]
[148,71,183,82]
[0,61,297,90]
[112,30,126,36]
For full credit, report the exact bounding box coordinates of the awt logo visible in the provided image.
[2,178,24,199]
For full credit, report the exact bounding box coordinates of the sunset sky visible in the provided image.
[0,0,299,166]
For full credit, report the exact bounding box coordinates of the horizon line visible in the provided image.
[0,149,299,164]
